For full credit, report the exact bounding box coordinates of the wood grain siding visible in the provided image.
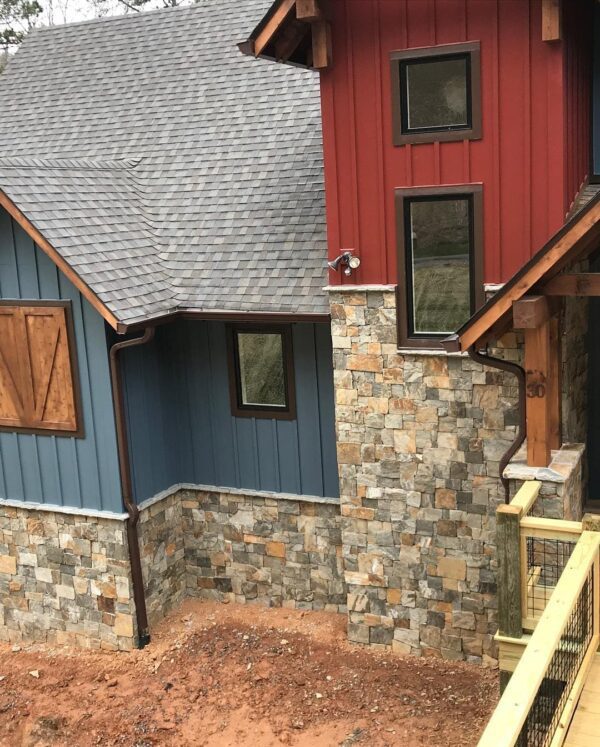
[321,0,570,289]
[121,320,339,503]
[0,207,122,512]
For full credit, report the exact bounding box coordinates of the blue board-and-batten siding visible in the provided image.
[0,208,122,513]
[121,320,339,503]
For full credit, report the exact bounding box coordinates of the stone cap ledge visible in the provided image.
[503,442,585,484]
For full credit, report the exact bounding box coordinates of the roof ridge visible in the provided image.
[29,2,211,35]
[0,156,141,171]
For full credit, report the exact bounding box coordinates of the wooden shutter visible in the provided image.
[0,302,82,435]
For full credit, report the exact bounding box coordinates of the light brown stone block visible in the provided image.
[0,555,17,575]
[437,557,467,581]
[337,442,361,464]
[266,541,286,558]
[347,354,382,373]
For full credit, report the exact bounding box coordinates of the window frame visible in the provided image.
[226,323,297,420]
[390,41,482,146]
[0,299,84,437]
[395,184,484,350]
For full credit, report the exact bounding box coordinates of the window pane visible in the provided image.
[405,56,468,130]
[408,198,471,335]
[237,332,286,408]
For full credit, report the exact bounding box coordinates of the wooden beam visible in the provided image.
[542,272,600,296]
[497,504,523,638]
[513,295,551,329]
[296,0,322,21]
[542,0,562,42]
[456,197,600,351]
[254,0,296,57]
[0,190,120,332]
[311,20,332,70]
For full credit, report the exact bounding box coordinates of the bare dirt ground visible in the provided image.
[0,599,498,746]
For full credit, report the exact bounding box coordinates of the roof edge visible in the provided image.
[453,189,600,351]
[0,189,121,331]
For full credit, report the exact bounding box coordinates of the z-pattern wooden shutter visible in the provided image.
[0,302,82,436]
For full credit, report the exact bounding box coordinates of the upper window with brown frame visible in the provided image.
[390,42,481,146]
[226,324,296,420]
[395,185,484,349]
[0,301,83,436]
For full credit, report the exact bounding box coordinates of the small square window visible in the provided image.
[395,185,484,349]
[391,42,481,145]
[227,324,296,419]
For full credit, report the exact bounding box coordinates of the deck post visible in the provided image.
[497,504,523,639]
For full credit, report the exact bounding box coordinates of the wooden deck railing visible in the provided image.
[497,481,583,639]
[479,530,600,747]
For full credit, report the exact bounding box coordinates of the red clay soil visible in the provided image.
[0,599,498,746]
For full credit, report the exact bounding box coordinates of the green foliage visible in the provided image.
[0,0,42,52]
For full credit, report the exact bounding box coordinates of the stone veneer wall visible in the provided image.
[330,287,522,664]
[505,443,585,521]
[181,489,345,611]
[0,504,136,650]
[138,491,186,626]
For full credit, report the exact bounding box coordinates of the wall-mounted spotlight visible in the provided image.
[327,250,361,277]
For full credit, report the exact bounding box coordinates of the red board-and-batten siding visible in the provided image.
[321,0,590,289]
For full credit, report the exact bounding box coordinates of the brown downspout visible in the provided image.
[109,327,155,648]
[467,346,527,503]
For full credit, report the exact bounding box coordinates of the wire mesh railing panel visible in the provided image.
[518,569,594,747]
[526,537,577,620]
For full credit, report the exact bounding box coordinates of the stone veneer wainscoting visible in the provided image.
[329,287,521,664]
[0,503,137,650]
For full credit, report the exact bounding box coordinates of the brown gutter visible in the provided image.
[467,346,526,503]
[117,309,331,335]
[109,327,155,648]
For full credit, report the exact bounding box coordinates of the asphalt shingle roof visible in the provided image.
[0,1,328,324]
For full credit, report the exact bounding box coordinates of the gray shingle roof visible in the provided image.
[0,1,328,324]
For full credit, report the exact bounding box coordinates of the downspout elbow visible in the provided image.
[467,345,526,503]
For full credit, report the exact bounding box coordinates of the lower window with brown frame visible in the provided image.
[395,184,484,349]
[0,300,83,436]
[226,324,296,420]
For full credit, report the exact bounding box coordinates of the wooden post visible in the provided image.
[296,0,322,21]
[497,504,523,639]
[513,296,561,467]
[311,20,332,69]
[542,0,562,42]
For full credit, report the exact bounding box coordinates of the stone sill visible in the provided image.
[396,347,468,358]
[137,483,340,514]
[0,497,127,521]
[323,284,396,292]
[503,442,585,484]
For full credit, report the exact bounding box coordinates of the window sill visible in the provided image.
[396,347,468,358]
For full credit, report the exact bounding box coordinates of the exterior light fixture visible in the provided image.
[327,251,361,277]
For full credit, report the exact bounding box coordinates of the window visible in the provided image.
[395,185,483,349]
[226,324,296,419]
[0,301,83,436]
[390,42,481,145]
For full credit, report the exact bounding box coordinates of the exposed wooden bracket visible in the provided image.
[512,296,550,330]
[311,20,332,70]
[254,0,296,57]
[275,19,309,62]
[542,0,562,41]
[296,0,322,21]
[542,273,600,296]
